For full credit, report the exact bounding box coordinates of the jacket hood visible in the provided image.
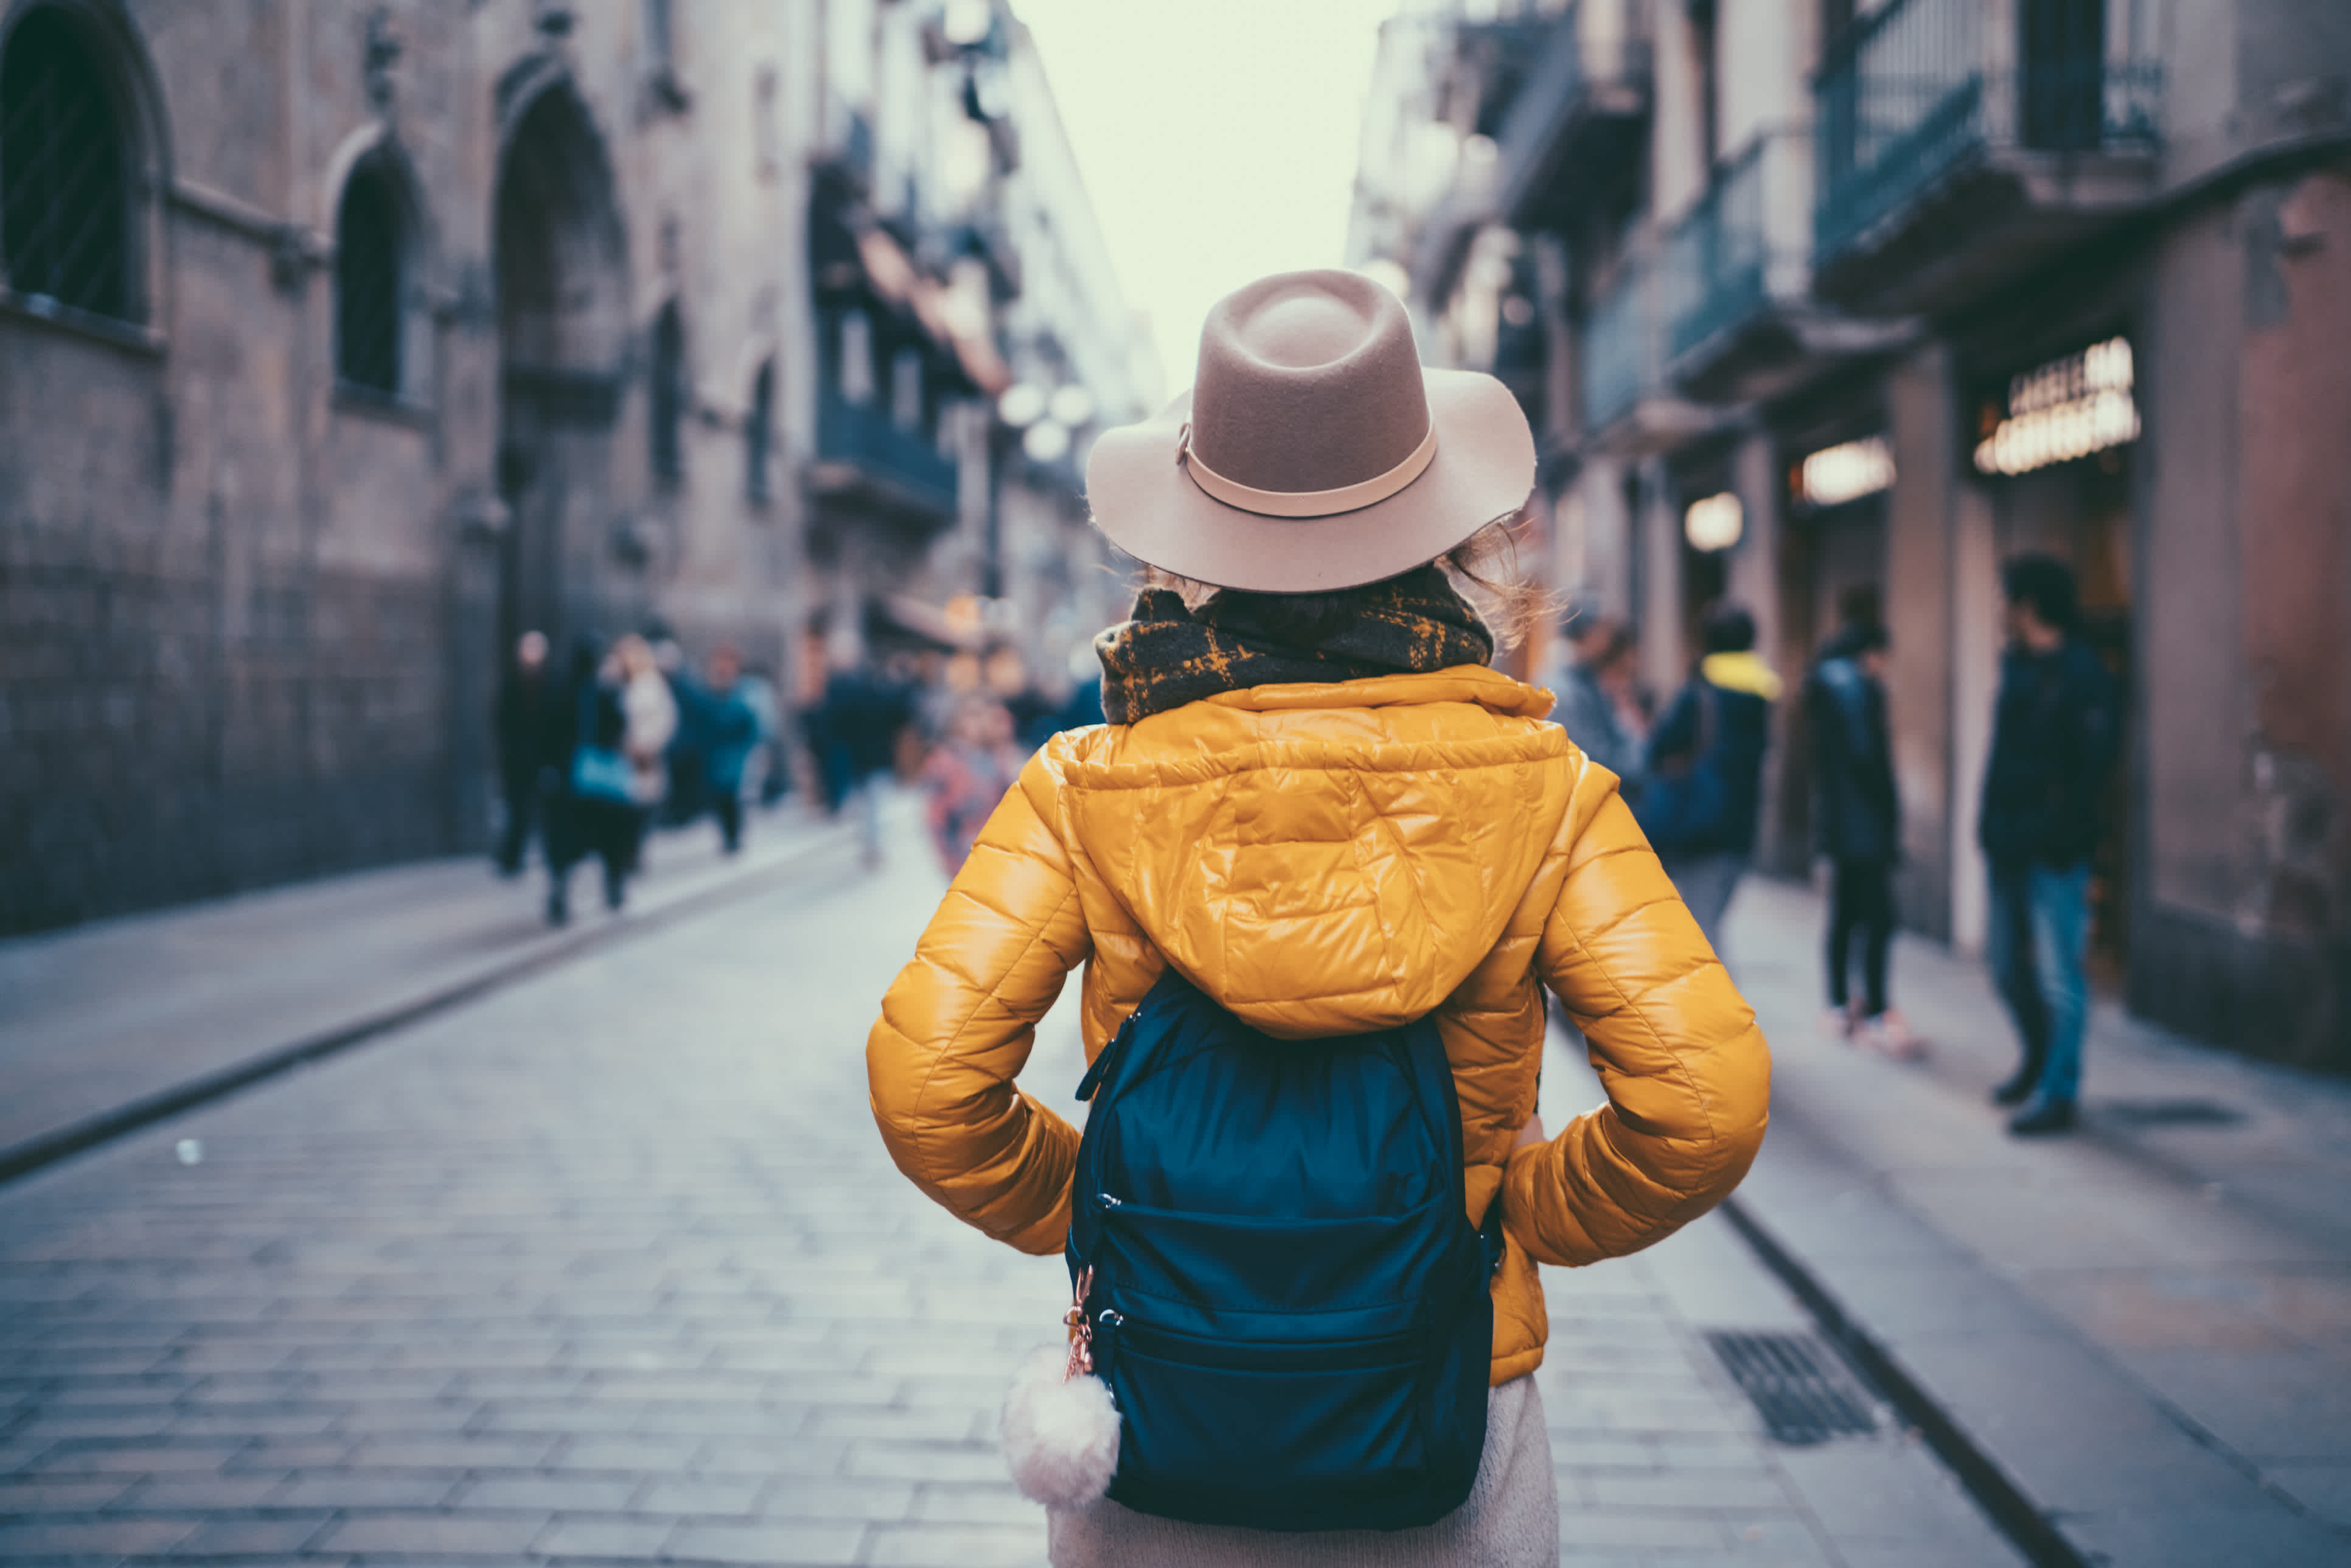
[1701,650,1784,702]
[1053,666,1576,1039]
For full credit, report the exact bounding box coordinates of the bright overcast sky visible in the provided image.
[1012,0,1400,400]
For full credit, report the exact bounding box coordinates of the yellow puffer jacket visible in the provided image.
[868,666,1771,1384]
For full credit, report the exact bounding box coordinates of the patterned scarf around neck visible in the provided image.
[1095,565,1495,723]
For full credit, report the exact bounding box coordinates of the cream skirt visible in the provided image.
[1045,1375,1558,1567]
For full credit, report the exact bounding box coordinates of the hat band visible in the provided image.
[1179,421,1439,518]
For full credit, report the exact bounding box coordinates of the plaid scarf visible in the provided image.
[1095,566,1494,723]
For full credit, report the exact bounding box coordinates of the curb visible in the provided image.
[1719,1194,2091,1568]
[0,828,852,1190]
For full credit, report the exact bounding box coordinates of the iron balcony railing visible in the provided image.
[1494,0,1650,230]
[1580,257,1659,434]
[1662,129,1813,364]
[1814,0,2161,262]
[816,386,959,518]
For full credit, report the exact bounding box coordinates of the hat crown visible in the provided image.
[1188,270,1432,495]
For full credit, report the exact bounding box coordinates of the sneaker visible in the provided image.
[1822,1006,1856,1042]
[545,885,569,927]
[2007,1096,2077,1136]
[1855,1011,1926,1061]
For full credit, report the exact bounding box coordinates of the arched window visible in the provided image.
[335,155,403,395]
[745,358,774,505]
[649,302,685,485]
[0,6,133,322]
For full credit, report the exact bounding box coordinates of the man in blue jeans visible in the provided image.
[1979,556,2120,1135]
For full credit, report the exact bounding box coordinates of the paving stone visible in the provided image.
[662,1519,865,1565]
[449,1473,643,1511]
[0,1515,200,1554]
[312,1510,554,1554]
[160,1511,335,1555]
[530,1513,678,1558]
[269,1471,460,1508]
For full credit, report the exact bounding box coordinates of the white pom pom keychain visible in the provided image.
[1001,1265,1121,1509]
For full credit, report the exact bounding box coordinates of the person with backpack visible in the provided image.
[1804,618,1920,1056]
[1635,603,1781,955]
[866,271,1771,1563]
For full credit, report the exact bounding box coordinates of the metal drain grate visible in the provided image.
[1706,1330,1878,1445]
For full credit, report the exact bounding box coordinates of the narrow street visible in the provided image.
[1,801,2013,1568]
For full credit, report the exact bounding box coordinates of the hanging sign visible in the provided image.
[1973,336,2139,476]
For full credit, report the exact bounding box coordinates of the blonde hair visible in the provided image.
[1135,514,1556,653]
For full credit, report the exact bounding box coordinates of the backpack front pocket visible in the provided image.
[1099,1312,1435,1531]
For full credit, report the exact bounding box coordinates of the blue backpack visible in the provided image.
[1066,969,1504,1531]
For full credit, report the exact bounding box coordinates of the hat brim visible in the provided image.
[1083,368,1536,593]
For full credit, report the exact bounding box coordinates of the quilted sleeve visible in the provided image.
[867,751,1093,1255]
[1505,762,1771,1266]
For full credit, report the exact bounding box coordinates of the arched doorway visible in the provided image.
[491,78,627,663]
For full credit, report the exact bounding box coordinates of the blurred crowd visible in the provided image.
[489,625,1108,922]
[1547,551,2117,1137]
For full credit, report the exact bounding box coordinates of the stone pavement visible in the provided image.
[0,796,2015,1567]
[1718,876,2351,1566]
[0,807,834,1177]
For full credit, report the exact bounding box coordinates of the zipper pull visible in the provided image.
[1098,1192,1123,1209]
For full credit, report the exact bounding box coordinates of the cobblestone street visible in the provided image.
[0,803,2014,1567]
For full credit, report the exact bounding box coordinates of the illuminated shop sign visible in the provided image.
[1796,436,1895,507]
[1973,336,2139,477]
[1683,491,1744,551]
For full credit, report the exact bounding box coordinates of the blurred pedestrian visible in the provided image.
[920,695,1020,876]
[492,629,563,876]
[816,647,913,868]
[656,633,712,829]
[701,644,764,855]
[1982,555,2120,1135]
[548,635,677,924]
[1638,602,1780,956]
[1552,616,1645,782]
[1805,617,1919,1056]
[867,270,1767,1561]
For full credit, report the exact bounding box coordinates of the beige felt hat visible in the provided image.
[1085,269,1536,593]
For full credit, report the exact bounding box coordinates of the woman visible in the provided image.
[548,634,676,922]
[867,271,1769,1563]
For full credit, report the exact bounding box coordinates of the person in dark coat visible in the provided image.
[1805,619,1919,1056]
[700,644,764,855]
[1980,555,2120,1135]
[1640,604,1781,955]
[1552,618,1645,782]
[492,630,563,876]
[816,657,915,866]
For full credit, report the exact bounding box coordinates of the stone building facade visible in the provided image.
[1356,0,2351,1072]
[0,0,1146,933]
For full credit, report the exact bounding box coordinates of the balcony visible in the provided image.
[1494,1,1651,234]
[1660,130,1912,404]
[811,387,960,526]
[1813,0,2161,313]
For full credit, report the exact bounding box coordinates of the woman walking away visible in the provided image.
[1805,620,1920,1056]
[866,271,1769,1565]
[548,635,675,922]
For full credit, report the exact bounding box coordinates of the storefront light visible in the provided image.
[1797,436,1895,507]
[1974,335,2139,477]
[1684,491,1743,552]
